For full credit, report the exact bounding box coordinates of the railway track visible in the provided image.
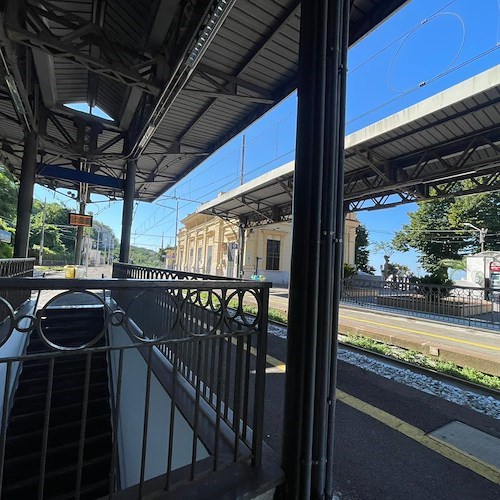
[264,317,500,400]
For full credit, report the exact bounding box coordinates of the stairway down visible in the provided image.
[2,305,114,499]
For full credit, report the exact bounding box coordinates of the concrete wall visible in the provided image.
[0,301,36,418]
[107,323,208,488]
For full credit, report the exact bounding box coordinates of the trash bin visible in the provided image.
[74,265,86,278]
[64,265,75,278]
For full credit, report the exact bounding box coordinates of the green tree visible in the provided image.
[125,245,164,267]
[0,219,14,258]
[0,166,18,225]
[393,190,500,276]
[354,224,373,274]
[30,201,76,259]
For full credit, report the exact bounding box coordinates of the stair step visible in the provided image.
[4,431,112,481]
[7,396,111,436]
[2,306,113,499]
[11,381,109,412]
[17,367,108,392]
[21,354,107,376]
[49,478,111,500]
[27,338,103,352]
[1,453,111,499]
[28,327,105,350]
[5,413,111,456]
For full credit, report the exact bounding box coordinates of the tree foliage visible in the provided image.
[393,190,500,276]
[354,224,373,273]
[30,201,76,260]
[0,166,18,225]
[0,219,14,258]
[126,245,165,268]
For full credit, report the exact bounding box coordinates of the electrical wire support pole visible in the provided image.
[282,0,350,498]
[38,199,46,266]
[119,158,137,263]
[238,135,246,277]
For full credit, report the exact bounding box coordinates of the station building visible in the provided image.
[176,165,360,285]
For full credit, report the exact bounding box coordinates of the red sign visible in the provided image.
[68,213,93,227]
[490,261,500,272]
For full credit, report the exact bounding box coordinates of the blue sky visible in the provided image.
[35,0,500,274]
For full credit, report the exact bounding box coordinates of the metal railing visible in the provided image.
[0,258,35,320]
[341,278,500,330]
[112,262,236,281]
[0,274,270,498]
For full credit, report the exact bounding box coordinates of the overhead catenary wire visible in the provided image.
[349,0,460,75]
[386,11,467,94]
[347,44,499,127]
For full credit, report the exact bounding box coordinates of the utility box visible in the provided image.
[465,251,500,287]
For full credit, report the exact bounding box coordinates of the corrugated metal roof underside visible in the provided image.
[198,72,500,220]
[136,0,409,200]
[344,84,500,176]
[0,0,411,200]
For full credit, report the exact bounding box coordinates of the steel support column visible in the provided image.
[73,198,86,265]
[282,1,349,499]
[14,131,38,257]
[237,222,246,278]
[119,159,137,263]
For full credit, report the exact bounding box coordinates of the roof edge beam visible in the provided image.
[37,163,125,189]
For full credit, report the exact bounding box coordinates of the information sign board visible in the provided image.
[68,213,93,227]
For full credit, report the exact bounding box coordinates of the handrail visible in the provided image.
[0,277,271,290]
[0,273,270,496]
[0,258,35,317]
[112,262,241,281]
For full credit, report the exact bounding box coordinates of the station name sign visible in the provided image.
[68,213,93,227]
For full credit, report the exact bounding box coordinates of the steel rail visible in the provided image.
[264,316,500,399]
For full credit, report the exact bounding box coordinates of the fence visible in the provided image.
[341,278,500,330]
[112,262,236,281]
[0,258,34,321]
[0,274,270,498]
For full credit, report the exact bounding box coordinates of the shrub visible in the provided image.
[343,263,357,279]
[415,273,453,299]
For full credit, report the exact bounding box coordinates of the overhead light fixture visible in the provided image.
[131,0,236,158]
[137,125,156,150]
[1,48,31,132]
[5,75,26,115]
[186,0,235,67]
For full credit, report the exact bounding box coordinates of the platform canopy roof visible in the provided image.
[198,65,500,225]
[0,0,409,201]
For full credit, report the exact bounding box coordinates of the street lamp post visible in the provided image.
[464,222,487,253]
[464,222,488,298]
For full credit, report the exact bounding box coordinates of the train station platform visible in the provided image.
[38,268,500,376]
[262,330,500,499]
[267,288,500,377]
[32,266,500,498]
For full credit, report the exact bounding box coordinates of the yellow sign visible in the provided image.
[68,213,93,227]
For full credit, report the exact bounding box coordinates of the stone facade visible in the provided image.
[176,213,359,286]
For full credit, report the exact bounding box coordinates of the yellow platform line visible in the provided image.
[340,313,500,352]
[262,350,500,485]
